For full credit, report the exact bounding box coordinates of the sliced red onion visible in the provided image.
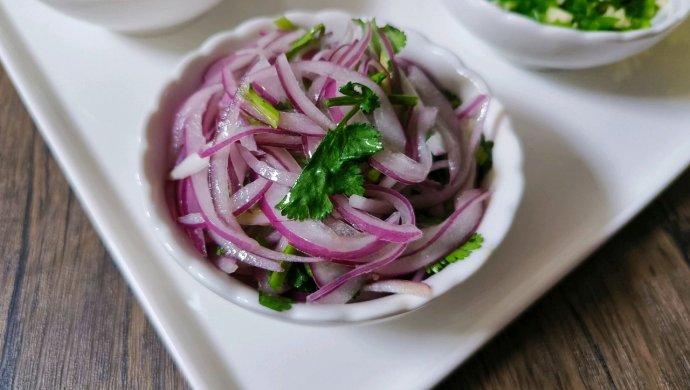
[332,195,421,243]
[216,257,239,274]
[238,146,298,186]
[348,194,394,214]
[342,24,372,68]
[306,243,406,302]
[378,190,488,276]
[209,232,283,272]
[236,209,273,226]
[177,213,205,228]
[229,178,271,216]
[254,134,303,149]
[311,274,365,304]
[259,184,386,259]
[170,153,209,180]
[275,54,335,130]
[362,280,432,297]
[456,94,488,120]
[292,61,407,151]
[427,132,447,156]
[278,112,326,136]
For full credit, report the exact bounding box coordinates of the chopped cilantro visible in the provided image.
[324,82,381,116]
[370,71,388,85]
[286,23,325,60]
[365,167,382,183]
[278,73,385,222]
[379,25,407,53]
[442,89,462,109]
[492,0,659,31]
[239,84,280,128]
[387,94,418,107]
[475,134,494,184]
[268,244,299,291]
[426,233,484,275]
[286,264,317,292]
[274,16,298,31]
[276,123,383,220]
[259,292,292,311]
[352,19,407,56]
[274,100,294,111]
[215,246,225,256]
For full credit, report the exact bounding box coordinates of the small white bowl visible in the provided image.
[39,0,222,33]
[139,11,524,325]
[442,0,690,69]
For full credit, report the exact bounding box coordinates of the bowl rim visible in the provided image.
[458,0,690,41]
[138,10,525,325]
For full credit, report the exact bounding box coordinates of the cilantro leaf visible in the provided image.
[442,89,462,109]
[380,25,407,53]
[325,82,381,115]
[475,135,494,184]
[274,16,298,31]
[426,234,484,275]
[286,23,325,60]
[276,123,383,221]
[286,264,317,292]
[352,18,366,30]
[258,292,292,311]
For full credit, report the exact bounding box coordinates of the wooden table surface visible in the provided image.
[1,62,689,389]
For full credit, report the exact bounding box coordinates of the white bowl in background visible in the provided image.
[139,11,524,324]
[39,0,222,33]
[442,0,690,69]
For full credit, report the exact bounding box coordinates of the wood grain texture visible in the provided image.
[0,66,188,390]
[0,60,688,389]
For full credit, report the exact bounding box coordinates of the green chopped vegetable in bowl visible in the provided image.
[492,0,665,30]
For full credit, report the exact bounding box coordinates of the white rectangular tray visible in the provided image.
[1,1,689,389]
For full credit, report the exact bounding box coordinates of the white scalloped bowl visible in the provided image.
[39,0,222,33]
[442,0,690,69]
[139,11,524,325]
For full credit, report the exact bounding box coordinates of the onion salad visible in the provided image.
[167,17,494,311]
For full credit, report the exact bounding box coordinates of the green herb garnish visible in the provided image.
[370,71,388,85]
[426,234,484,275]
[276,123,383,220]
[442,89,462,109]
[379,24,407,53]
[286,23,326,60]
[475,134,494,185]
[239,84,280,128]
[259,292,292,312]
[268,244,299,291]
[277,83,383,221]
[324,82,381,115]
[388,94,419,107]
[274,16,298,31]
[491,0,660,31]
[286,264,317,292]
[274,100,294,111]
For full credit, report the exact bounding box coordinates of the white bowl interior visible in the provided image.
[139,11,524,324]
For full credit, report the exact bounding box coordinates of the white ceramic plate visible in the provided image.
[1,0,690,389]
